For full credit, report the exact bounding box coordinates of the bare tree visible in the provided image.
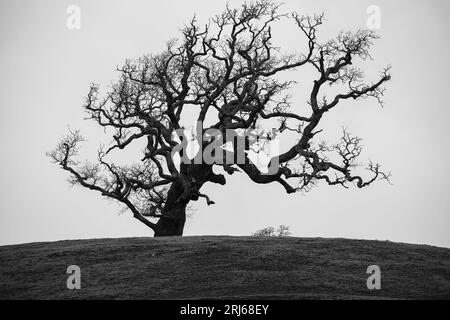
[48,0,391,237]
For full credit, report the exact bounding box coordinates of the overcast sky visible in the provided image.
[1,0,449,247]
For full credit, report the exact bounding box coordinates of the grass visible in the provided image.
[0,236,449,299]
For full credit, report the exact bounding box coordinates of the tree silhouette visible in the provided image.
[48,0,391,237]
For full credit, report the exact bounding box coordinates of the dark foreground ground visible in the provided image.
[0,236,449,299]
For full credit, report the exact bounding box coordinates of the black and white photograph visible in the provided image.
[0,0,449,306]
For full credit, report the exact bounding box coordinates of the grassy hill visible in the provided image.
[0,236,449,299]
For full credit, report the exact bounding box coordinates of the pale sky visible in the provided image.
[1,0,449,247]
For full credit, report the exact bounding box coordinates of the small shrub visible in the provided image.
[252,225,291,237]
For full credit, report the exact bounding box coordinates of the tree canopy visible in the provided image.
[49,0,391,236]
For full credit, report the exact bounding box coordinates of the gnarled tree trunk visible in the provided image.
[153,163,225,237]
[153,180,188,237]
